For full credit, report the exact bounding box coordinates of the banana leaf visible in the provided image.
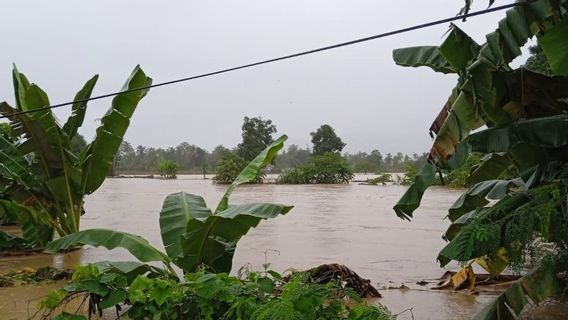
[392,46,455,74]
[467,115,568,153]
[474,254,567,320]
[430,91,484,162]
[82,65,152,194]
[393,162,437,220]
[177,202,293,273]
[466,153,512,185]
[448,179,522,222]
[62,75,99,139]
[477,4,534,68]
[0,101,62,174]
[159,192,212,259]
[439,25,480,71]
[539,18,568,76]
[0,136,34,187]
[0,200,52,247]
[92,261,165,282]
[45,229,168,263]
[0,230,29,251]
[215,135,287,213]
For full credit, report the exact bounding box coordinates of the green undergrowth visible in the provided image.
[40,264,394,320]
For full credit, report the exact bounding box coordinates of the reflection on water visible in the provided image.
[1,175,491,319]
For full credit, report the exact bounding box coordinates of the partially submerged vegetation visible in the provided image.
[393,0,568,318]
[37,137,391,319]
[212,117,275,184]
[365,174,392,186]
[39,264,392,320]
[277,152,354,184]
[1,1,567,319]
[155,159,180,179]
[0,266,72,287]
[277,125,354,184]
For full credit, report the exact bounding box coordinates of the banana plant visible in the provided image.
[0,65,152,250]
[391,1,568,318]
[45,136,293,274]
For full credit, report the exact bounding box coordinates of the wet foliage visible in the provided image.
[39,264,392,320]
[392,0,568,318]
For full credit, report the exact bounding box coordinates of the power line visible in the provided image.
[1,2,522,120]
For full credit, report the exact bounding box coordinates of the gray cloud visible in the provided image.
[1,0,524,154]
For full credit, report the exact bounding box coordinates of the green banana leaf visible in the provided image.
[12,64,31,111]
[158,136,292,273]
[393,162,437,220]
[477,3,534,68]
[215,135,287,213]
[447,179,521,222]
[467,115,568,153]
[92,261,164,283]
[62,75,99,139]
[0,230,29,251]
[177,202,293,273]
[466,153,512,185]
[0,200,52,247]
[18,205,53,247]
[430,91,484,162]
[443,208,483,241]
[538,18,568,76]
[474,254,566,320]
[45,229,168,263]
[439,25,480,71]
[0,102,62,174]
[392,46,455,74]
[0,136,34,186]
[159,192,212,259]
[82,65,152,194]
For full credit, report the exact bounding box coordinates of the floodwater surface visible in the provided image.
[0,175,494,319]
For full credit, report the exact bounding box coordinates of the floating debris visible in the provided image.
[284,263,381,297]
[0,267,72,287]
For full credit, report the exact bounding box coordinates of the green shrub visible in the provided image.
[275,167,311,184]
[366,174,392,185]
[277,153,354,184]
[40,265,393,320]
[213,153,261,184]
[396,161,417,185]
[155,160,180,179]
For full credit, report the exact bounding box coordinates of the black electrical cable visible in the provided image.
[0,2,523,119]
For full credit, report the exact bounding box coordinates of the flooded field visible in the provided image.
[0,175,494,319]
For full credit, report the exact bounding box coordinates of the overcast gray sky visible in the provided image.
[1,0,529,154]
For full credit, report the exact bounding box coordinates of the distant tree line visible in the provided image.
[115,141,428,173]
[112,140,428,174]
[111,119,428,175]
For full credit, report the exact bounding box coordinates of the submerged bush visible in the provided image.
[276,167,311,184]
[155,160,180,179]
[277,153,354,184]
[395,161,417,185]
[366,174,392,185]
[212,153,264,184]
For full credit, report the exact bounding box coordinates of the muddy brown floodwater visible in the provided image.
[0,175,495,319]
